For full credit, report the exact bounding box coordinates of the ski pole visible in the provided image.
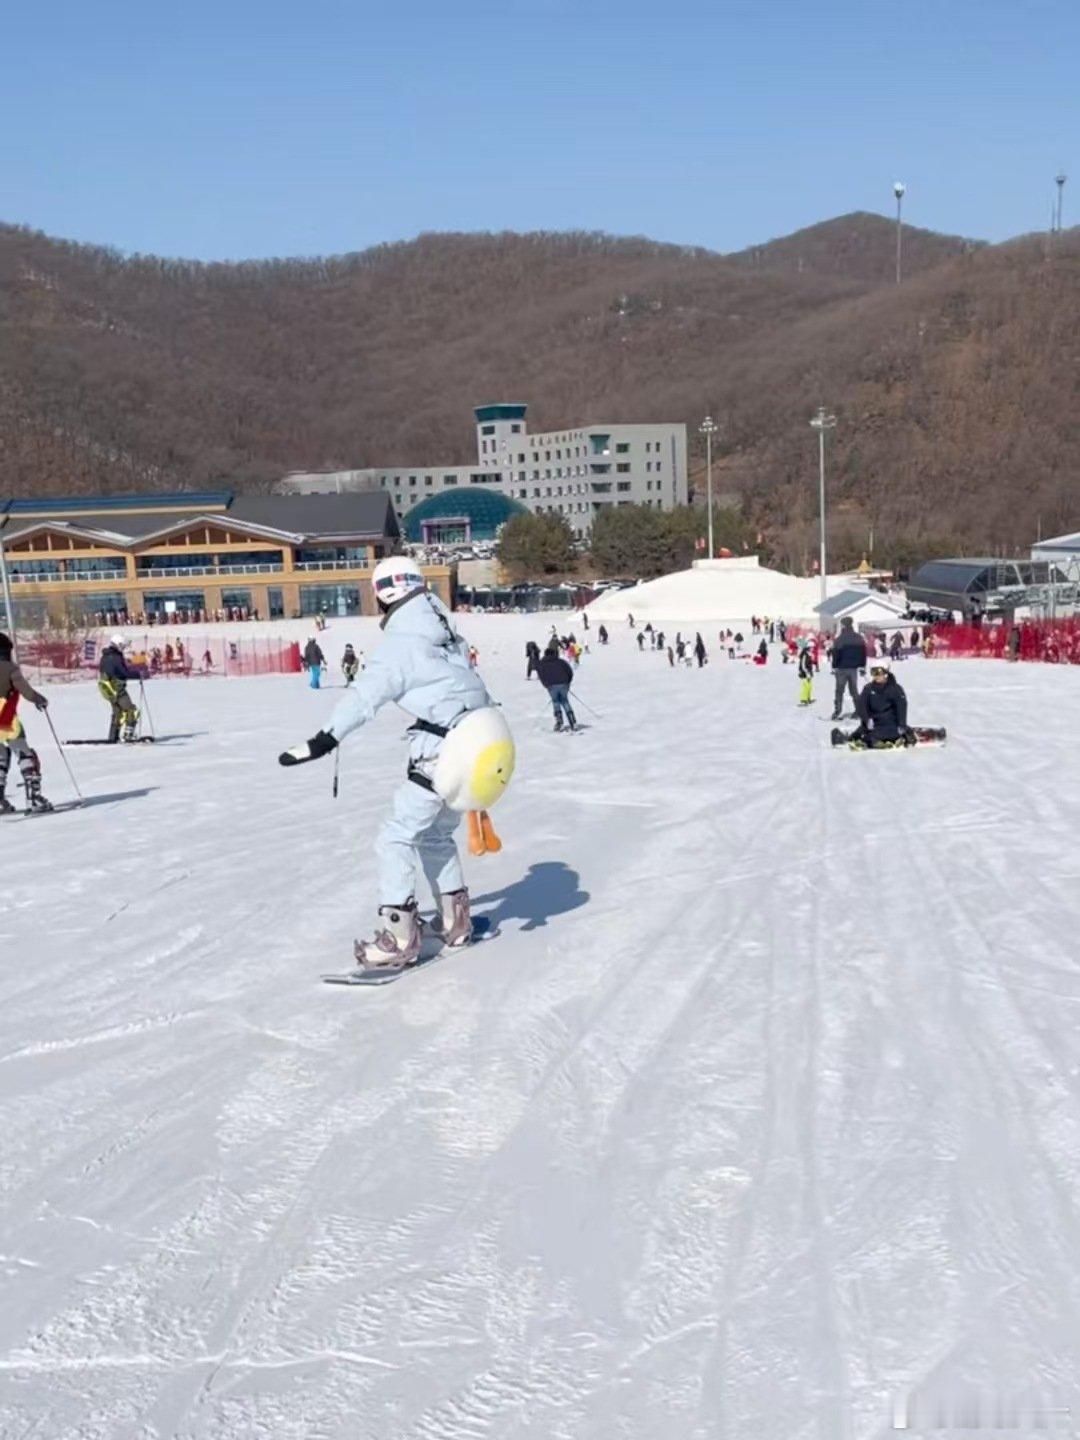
[139,678,157,738]
[43,709,85,805]
[332,745,340,800]
[569,689,603,720]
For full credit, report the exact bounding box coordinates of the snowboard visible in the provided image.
[322,915,496,987]
[831,726,947,750]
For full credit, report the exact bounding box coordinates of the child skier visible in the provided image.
[279,557,495,973]
[0,633,52,813]
[341,643,361,685]
[797,639,814,705]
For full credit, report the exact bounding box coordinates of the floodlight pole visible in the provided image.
[1055,173,1067,233]
[894,182,906,284]
[699,415,718,559]
[0,512,16,657]
[810,407,836,613]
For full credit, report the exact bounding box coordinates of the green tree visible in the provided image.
[497,512,575,579]
[590,506,667,577]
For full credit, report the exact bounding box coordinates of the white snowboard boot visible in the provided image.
[353,901,421,973]
[430,888,473,948]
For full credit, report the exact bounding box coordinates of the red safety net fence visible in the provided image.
[928,618,1080,665]
[19,633,302,683]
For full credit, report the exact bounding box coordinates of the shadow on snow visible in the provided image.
[472,861,589,933]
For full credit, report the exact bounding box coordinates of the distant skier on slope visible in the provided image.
[341,643,361,685]
[279,557,511,974]
[303,637,326,689]
[0,633,52,813]
[536,644,577,732]
[830,616,867,720]
[98,635,141,743]
[797,638,815,705]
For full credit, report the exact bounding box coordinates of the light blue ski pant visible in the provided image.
[308,666,321,689]
[377,778,464,907]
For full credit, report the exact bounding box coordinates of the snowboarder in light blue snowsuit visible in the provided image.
[280,558,491,971]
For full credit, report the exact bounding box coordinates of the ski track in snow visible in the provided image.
[3,616,1080,1438]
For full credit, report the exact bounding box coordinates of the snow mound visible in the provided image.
[587,557,834,624]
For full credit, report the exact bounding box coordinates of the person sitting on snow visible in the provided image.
[834,659,910,747]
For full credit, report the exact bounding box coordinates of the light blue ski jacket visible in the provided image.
[327,591,490,765]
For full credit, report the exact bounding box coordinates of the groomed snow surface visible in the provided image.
[3,615,1080,1439]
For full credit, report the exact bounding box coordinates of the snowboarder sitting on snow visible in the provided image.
[834,660,910,747]
[536,645,577,732]
[342,644,361,685]
[279,557,495,972]
[98,635,141,743]
[0,632,52,813]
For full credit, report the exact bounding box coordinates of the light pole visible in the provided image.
[699,414,718,559]
[893,181,906,284]
[1055,173,1067,233]
[0,511,16,657]
[809,407,836,612]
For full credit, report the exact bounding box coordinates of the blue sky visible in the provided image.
[4,0,1076,260]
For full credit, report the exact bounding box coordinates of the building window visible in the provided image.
[425,477,433,487]
[410,477,417,487]
[617,482,632,492]
[444,475,458,486]
[511,423,522,433]
[617,463,630,473]
[616,442,630,454]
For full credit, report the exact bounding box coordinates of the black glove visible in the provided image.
[279,729,338,766]
[33,695,48,711]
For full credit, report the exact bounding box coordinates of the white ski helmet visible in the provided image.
[110,633,127,649]
[372,556,425,608]
[869,656,891,673]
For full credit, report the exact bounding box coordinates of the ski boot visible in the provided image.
[121,722,139,743]
[24,774,53,814]
[352,901,421,975]
[428,888,472,949]
[0,791,15,815]
[554,718,564,732]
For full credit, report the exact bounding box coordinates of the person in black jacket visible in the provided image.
[98,635,142,743]
[535,646,577,732]
[525,639,541,679]
[839,660,908,746]
[830,616,867,719]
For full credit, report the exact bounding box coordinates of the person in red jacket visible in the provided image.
[0,633,52,813]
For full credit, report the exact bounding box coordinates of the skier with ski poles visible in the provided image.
[279,557,514,976]
[98,635,141,743]
[0,633,53,813]
[536,644,577,732]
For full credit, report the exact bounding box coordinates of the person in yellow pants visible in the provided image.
[797,638,815,706]
[98,634,141,742]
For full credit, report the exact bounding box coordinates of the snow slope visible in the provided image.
[586,558,843,625]
[3,619,1080,1438]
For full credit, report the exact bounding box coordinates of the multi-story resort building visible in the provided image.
[281,403,688,544]
[0,490,452,626]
